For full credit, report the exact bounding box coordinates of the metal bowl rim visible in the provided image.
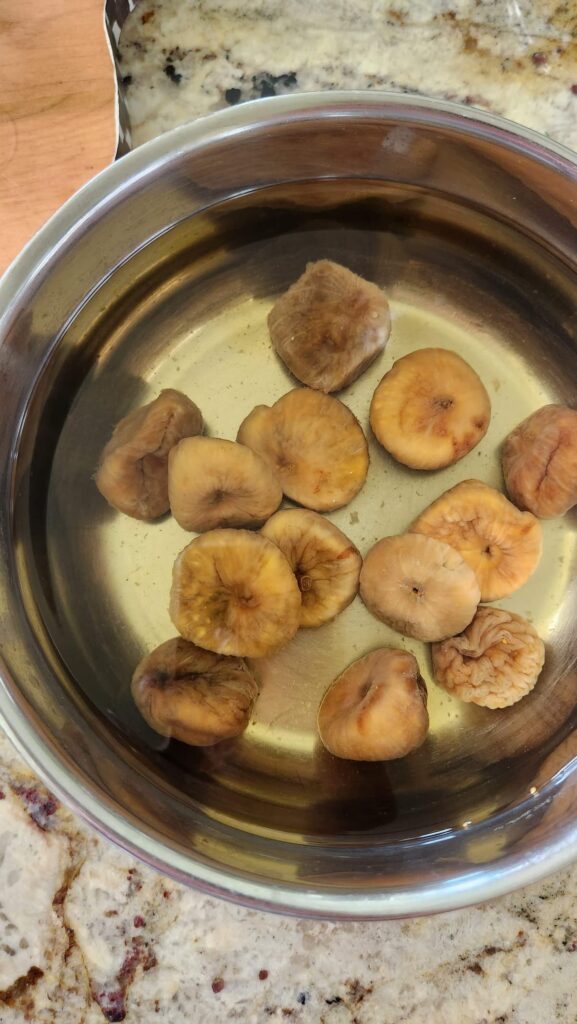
[1,91,577,918]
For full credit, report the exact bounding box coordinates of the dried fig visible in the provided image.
[360,533,480,642]
[131,637,258,745]
[261,508,361,627]
[169,529,301,658]
[168,436,282,532]
[237,388,369,511]
[432,606,545,709]
[410,479,542,601]
[502,404,577,517]
[268,259,391,392]
[318,648,429,760]
[95,389,203,520]
[370,347,490,469]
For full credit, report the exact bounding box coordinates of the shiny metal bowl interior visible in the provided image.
[1,94,577,918]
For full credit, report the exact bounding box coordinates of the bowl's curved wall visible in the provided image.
[1,94,577,918]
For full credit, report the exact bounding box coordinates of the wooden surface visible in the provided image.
[0,0,117,275]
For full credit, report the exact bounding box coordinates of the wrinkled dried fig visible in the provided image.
[432,606,545,709]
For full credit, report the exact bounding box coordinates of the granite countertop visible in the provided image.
[3,2,577,1021]
[119,0,577,148]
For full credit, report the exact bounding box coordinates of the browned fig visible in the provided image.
[96,389,203,520]
[318,648,429,761]
[268,259,390,393]
[502,404,577,517]
[131,637,258,745]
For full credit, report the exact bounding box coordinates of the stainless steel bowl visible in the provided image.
[1,93,577,919]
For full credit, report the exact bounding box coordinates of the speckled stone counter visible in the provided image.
[3,2,577,1021]
[119,0,577,148]
[3,717,577,1023]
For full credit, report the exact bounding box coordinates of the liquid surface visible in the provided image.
[40,187,577,841]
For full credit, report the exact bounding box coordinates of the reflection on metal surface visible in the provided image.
[1,96,577,917]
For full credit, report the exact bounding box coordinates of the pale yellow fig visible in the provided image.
[237,388,369,511]
[169,529,301,658]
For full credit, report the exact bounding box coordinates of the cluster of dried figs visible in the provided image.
[95,259,577,764]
